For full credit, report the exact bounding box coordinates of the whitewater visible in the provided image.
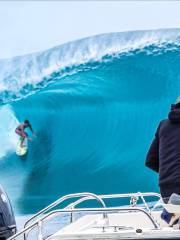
[0,29,180,214]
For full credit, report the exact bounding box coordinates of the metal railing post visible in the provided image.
[38,221,43,240]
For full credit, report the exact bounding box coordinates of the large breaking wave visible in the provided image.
[0,29,180,213]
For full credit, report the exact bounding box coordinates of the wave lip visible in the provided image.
[0,29,180,101]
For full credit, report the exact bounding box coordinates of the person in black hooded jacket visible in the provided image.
[146,98,180,200]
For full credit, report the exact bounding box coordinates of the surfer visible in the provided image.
[15,120,35,147]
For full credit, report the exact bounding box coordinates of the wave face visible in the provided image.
[0,29,180,213]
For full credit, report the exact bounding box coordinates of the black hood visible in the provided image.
[168,103,180,123]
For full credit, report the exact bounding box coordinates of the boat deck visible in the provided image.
[7,192,180,240]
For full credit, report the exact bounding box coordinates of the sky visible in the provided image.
[0,1,180,59]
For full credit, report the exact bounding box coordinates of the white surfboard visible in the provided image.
[16,138,28,156]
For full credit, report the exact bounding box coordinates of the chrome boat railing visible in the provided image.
[7,192,162,240]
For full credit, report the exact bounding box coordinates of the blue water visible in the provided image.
[0,29,180,214]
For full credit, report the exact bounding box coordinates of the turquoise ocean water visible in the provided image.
[0,29,180,214]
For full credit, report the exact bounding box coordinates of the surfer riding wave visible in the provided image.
[15,120,35,147]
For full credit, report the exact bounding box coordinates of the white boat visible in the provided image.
[8,192,180,240]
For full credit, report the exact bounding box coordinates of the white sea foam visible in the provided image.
[0,29,180,96]
[0,105,19,159]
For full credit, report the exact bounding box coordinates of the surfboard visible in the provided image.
[16,138,28,156]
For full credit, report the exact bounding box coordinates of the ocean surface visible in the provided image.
[0,29,180,215]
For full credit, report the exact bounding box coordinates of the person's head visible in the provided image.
[171,96,180,110]
[24,119,30,126]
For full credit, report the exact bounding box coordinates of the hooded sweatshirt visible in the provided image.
[146,103,180,187]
